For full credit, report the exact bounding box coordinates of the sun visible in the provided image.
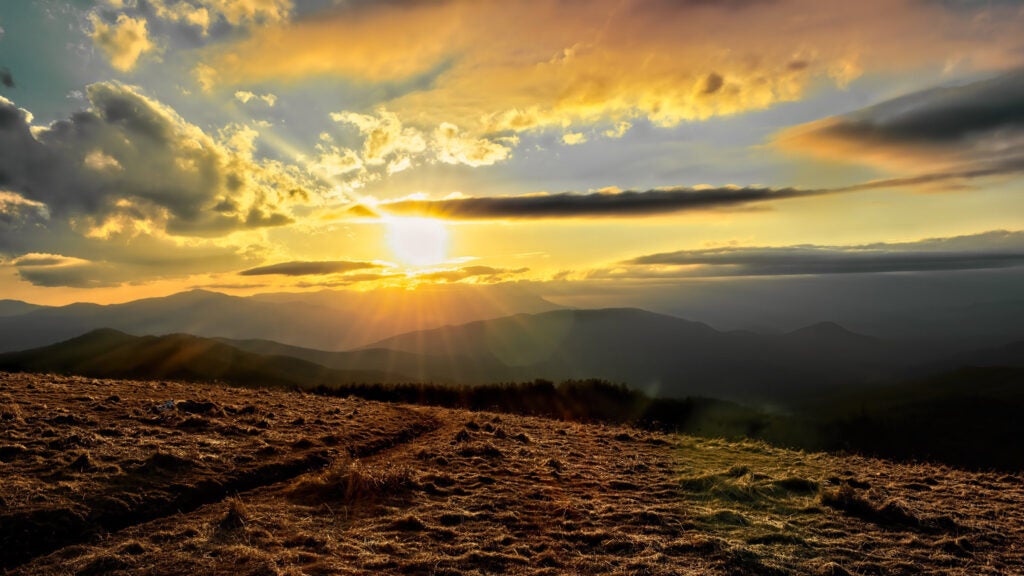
[386,217,450,267]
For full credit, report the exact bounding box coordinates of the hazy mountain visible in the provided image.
[250,284,562,329]
[0,285,563,353]
[367,308,899,401]
[216,337,507,384]
[0,300,43,317]
[0,329,407,388]
[953,339,1024,368]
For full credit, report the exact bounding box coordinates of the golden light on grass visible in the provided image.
[386,217,450,267]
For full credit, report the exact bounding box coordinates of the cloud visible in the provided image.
[328,108,511,175]
[603,122,631,139]
[331,107,427,165]
[0,85,317,287]
[238,260,385,276]
[114,0,292,37]
[90,13,155,72]
[196,0,292,27]
[234,90,277,106]
[777,69,1024,171]
[561,132,587,146]
[0,83,307,238]
[0,191,49,228]
[308,146,363,178]
[614,230,1024,278]
[349,159,1024,222]
[199,0,1024,135]
[5,235,257,287]
[364,186,825,220]
[0,68,13,89]
[433,122,511,166]
[414,265,530,283]
[12,254,121,288]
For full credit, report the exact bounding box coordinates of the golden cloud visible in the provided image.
[198,0,1024,135]
[90,13,154,72]
[141,0,291,33]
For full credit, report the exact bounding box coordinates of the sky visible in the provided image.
[1,0,1024,309]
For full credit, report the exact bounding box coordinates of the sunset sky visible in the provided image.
[1,0,1024,306]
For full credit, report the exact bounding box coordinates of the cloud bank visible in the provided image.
[613,230,1024,278]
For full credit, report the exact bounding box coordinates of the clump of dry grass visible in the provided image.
[0,396,22,423]
[388,514,428,531]
[819,485,924,529]
[67,452,97,472]
[287,460,415,505]
[218,497,250,531]
[211,544,280,576]
[457,442,503,458]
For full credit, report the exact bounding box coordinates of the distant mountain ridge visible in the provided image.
[0,328,407,388]
[365,307,898,400]
[0,307,901,402]
[2,291,1019,403]
[0,285,563,353]
[0,300,43,317]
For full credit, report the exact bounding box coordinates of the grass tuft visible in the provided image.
[287,460,415,505]
[818,485,925,529]
[218,497,250,531]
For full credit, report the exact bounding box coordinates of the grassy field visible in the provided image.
[2,372,1022,575]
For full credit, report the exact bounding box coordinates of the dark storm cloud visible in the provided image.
[370,186,825,220]
[621,230,1024,277]
[239,260,386,276]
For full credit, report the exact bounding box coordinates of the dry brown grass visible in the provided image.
[2,371,1023,575]
[286,460,415,505]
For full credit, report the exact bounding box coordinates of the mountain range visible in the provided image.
[0,307,943,403]
[0,284,561,353]
[0,287,1020,404]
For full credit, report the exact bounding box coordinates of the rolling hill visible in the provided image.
[0,329,407,389]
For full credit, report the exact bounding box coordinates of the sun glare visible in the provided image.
[386,217,450,267]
